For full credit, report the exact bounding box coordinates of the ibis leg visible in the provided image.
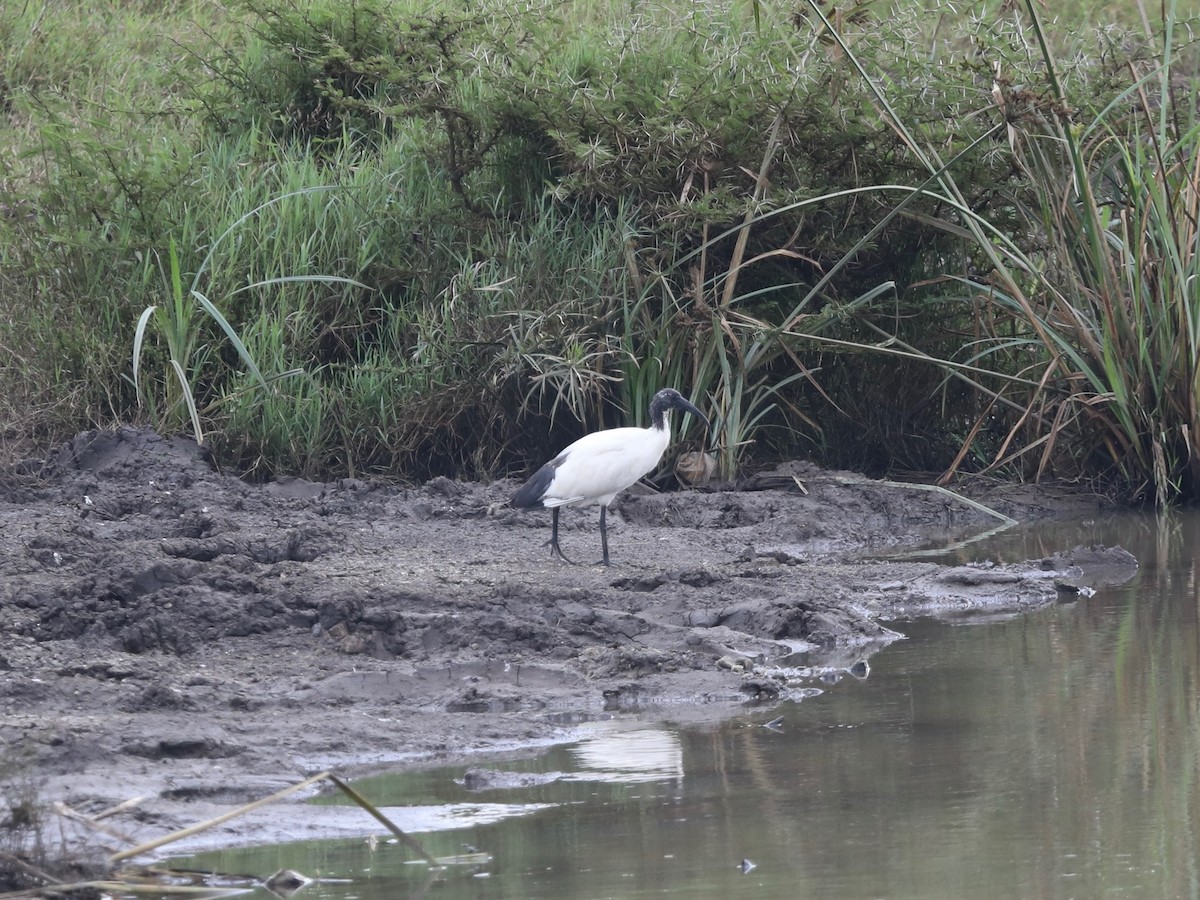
[549,507,574,564]
[598,505,611,566]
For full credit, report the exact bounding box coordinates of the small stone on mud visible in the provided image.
[459,768,568,791]
[337,633,370,654]
[120,683,193,712]
[678,568,724,587]
[263,868,312,896]
[739,679,781,701]
[612,573,667,592]
[717,655,754,674]
[685,610,722,628]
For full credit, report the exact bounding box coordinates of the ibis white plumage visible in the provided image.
[512,388,709,565]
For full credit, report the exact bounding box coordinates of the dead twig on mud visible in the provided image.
[833,475,1018,525]
[108,770,333,864]
[107,769,440,873]
[0,880,241,897]
[326,773,440,868]
[53,800,139,847]
[92,796,151,821]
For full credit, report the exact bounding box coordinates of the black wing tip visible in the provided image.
[511,461,557,508]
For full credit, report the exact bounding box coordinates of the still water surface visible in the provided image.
[175,510,1200,899]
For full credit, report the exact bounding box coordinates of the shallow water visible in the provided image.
[172,510,1200,899]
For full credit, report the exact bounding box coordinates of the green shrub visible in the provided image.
[3,0,1192,496]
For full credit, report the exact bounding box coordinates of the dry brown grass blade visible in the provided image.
[108,770,332,864]
[1036,393,1078,482]
[833,473,1017,525]
[938,392,1001,486]
[53,800,139,847]
[92,796,152,821]
[986,357,1063,468]
[720,112,784,309]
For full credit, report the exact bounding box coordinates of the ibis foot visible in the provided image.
[549,542,576,565]
[547,507,576,564]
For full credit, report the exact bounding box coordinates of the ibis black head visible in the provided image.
[650,388,709,431]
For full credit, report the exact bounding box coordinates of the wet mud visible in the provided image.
[0,427,1130,856]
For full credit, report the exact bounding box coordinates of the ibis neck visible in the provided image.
[649,400,671,431]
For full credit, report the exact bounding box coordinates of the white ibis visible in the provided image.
[511,388,709,565]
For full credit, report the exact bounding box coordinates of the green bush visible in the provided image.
[2,0,1193,497]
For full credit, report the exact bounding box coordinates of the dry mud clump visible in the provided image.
[0,427,1129,854]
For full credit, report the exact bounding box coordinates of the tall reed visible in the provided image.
[957,0,1200,503]
[789,0,1199,502]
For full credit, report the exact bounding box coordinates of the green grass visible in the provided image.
[917,0,1200,503]
[726,0,1200,500]
[1,0,1197,497]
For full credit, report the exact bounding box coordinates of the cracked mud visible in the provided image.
[0,427,1131,856]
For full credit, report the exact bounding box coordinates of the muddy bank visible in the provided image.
[0,427,1130,861]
